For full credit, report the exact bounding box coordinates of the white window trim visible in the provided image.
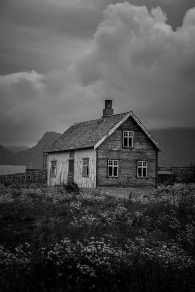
[108,160,118,177]
[123,131,134,148]
[137,161,147,178]
[82,158,89,177]
[51,160,57,177]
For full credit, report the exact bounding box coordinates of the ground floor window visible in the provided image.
[108,160,118,177]
[137,161,147,178]
[82,158,89,177]
[51,160,57,177]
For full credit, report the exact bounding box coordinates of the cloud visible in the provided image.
[0,69,101,146]
[1,2,195,147]
[72,3,195,128]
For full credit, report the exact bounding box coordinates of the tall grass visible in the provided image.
[0,183,195,291]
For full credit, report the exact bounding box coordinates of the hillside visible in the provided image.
[0,144,15,165]
[0,132,62,169]
[13,131,62,169]
[4,145,30,153]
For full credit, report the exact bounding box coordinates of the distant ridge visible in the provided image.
[0,144,15,165]
[4,145,30,153]
[0,132,62,169]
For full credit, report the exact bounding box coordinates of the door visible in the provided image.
[68,160,74,183]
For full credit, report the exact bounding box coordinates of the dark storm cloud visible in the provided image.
[73,3,195,128]
[1,0,100,37]
[0,0,195,146]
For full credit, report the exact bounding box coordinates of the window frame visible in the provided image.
[108,159,119,177]
[82,158,89,177]
[137,161,147,178]
[51,160,57,177]
[123,131,134,148]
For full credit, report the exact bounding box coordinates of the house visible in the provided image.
[46,100,163,190]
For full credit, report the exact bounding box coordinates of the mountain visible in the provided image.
[0,132,62,169]
[150,128,195,167]
[13,132,62,169]
[4,145,30,153]
[0,144,15,165]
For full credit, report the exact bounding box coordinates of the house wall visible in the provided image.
[47,151,69,186]
[47,148,96,188]
[74,149,96,188]
[96,116,158,188]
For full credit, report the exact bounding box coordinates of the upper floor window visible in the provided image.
[123,131,134,148]
[108,160,118,177]
[137,161,147,178]
[82,158,89,177]
[51,160,57,177]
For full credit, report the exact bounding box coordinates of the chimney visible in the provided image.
[102,99,114,118]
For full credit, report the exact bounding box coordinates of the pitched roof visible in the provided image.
[46,113,128,152]
[46,112,163,153]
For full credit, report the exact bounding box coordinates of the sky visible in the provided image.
[0,0,195,147]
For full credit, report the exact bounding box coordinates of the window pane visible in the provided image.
[108,166,112,177]
[138,167,142,177]
[83,159,89,177]
[83,158,89,165]
[69,161,74,171]
[143,168,147,177]
[129,137,133,147]
[124,137,128,147]
[114,166,118,177]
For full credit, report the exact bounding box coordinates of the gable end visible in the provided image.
[94,111,164,152]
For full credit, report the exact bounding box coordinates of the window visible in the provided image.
[137,161,147,178]
[51,160,57,177]
[69,150,74,159]
[108,160,118,177]
[123,131,134,148]
[82,158,89,177]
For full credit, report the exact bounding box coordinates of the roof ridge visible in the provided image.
[72,112,129,125]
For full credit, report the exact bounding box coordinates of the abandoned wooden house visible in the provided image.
[46,100,163,190]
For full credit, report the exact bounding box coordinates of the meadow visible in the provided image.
[0,182,195,292]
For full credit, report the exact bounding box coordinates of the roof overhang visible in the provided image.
[94,111,164,152]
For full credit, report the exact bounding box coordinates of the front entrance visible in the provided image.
[68,159,74,183]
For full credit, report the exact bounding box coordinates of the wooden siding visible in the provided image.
[47,152,69,186]
[74,148,96,188]
[96,116,158,188]
[47,148,96,188]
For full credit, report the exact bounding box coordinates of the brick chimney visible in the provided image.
[102,99,114,118]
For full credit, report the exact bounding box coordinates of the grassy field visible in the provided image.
[0,183,195,292]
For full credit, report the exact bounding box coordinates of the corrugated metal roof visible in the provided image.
[46,111,163,153]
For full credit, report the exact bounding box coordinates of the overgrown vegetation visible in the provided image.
[1,183,195,291]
